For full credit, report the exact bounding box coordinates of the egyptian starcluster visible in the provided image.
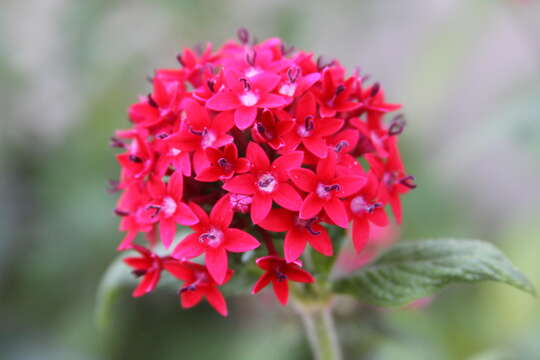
[110,29,415,316]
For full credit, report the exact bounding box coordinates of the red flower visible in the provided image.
[165,260,232,316]
[250,109,294,150]
[252,255,314,305]
[290,151,366,228]
[146,172,199,248]
[172,195,259,284]
[166,98,234,173]
[259,208,332,262]
[223,142,304,224]
[366,137,415,224]
[123,244,164,297]
[282,91,343,158]
[206,68,288,130]
[313,67,361,118]
[195,143,250,182]
[346,172,389,253]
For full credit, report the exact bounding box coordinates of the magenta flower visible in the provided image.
[172,195,260,284]
[195,143,250,182]
[252,255,314,305]
[346,172,389,253]
[123,244,165,297]
[259,208,332,262]
[165,260,232,316]
[282,91,344,158]
[223,142,304,224]
[206,68,288,130]
[146,172,199,248]
[290,151,366,228]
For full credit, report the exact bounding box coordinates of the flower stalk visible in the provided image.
[294,298,342,360]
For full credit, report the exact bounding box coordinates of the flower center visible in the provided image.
[162,196,177,217]
[315,183,340,199]
[240,91,259,107]
[296,116,314,138]
[279,83,296,97]
[257,173,277,193]
[201,130,216,148]
[350,196,383,215]
[295,216,320,235]
[217,158,234,173]
[198,228,224,248]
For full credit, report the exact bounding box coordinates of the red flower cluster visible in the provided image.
[111,30,415,316]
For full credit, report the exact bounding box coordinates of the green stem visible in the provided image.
[295,301,342,360]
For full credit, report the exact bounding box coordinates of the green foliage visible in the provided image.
[95,253,135,330]
[332,239,536,307]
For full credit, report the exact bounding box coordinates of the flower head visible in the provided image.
[110,30,414,316]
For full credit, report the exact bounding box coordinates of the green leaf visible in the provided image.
[94,253,135,330]
[332,239,536,306]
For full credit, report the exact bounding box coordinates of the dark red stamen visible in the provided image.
[287,67,301,83]
[237,27,249,44]
[370,82,380,97]
[334,140,349,152]
[304,115,314,131]
[399,175,417,189]
[129,155,143,163]
[132,269,147,278]
[207,79,216,93]
[246,50,257,66]
[114,208,129,216]
[147,94,158,108]
[389,114,406,136]
[240,78,251,91]
[109,137,126,149]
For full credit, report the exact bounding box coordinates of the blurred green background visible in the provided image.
[1,0,539,359]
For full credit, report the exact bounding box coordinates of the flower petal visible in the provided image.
[206,91,239,111]
[252,272,273,294]
[206,247,228,284]
[175,202,199,226]
[336,175,367,197]
[257,94,288,108]
[272,151,304,176]
[258,209,294,232]
[324,197,349,228]
[247,142,270,171]
[223,174,257,194]
[234,106,257,130]
[251,193,273,224]
[181,289,203,308]
[272,279,289,305]
[224,228,260,252]
[133,270,160,297]
[352,218,369,253]
[210,195,233,228]
[284,266,314,283]
[204,286,228,316]
[316,151,337,181]
[284,229,308,263]
[273,183,303,211]
[306,224,333,256]
[172,233,205,260]
[300,193,324,219]
[303,136,328,159]
[160,218,177,248]
[290,168,318,192]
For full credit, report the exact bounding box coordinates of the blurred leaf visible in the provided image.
[333,239,536,306]
[94,252,135,330]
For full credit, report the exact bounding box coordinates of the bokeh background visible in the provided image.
[1,0,539,359]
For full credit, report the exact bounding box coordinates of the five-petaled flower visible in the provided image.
[252,255,314,305]
[172,195,260,284]
[123,244,165,297]
[165,260,232,316]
